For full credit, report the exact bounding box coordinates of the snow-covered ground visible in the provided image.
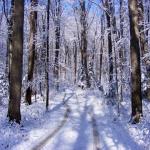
[0,88,150,150]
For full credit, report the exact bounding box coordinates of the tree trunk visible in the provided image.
[7,0,24,124]
[80,0,90,88]
[46,0,50,110]
[99,13,104,85]
[73,41,77,84]
[25,0,38,105]
[39,14,46,98]
[118,0,125,102]
[54,0,61,90]
[128,0,142,123]
[105,0,114,97]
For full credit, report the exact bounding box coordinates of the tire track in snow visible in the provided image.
[91,114,101,150]
[31,93,74,150]
[76,92,101,150]
[88,106,101,150]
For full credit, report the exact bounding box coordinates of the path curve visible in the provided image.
[31,93,73,150]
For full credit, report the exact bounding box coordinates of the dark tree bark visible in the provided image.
[54,0,61,90]
[39,14,46,99]
[128,0,142,123]
[64,41,69,80]
[118,0,125,102]
[80,0,90,88]
[7,0,24,123]
[99,13,104,85]
[46,0,50,110]
[25,0,38,105]
[105,0,114,97]
[73,40,77,84]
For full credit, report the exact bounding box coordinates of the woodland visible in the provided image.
[0,0,150,149]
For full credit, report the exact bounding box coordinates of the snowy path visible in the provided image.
[36,89,143,150]
[39,90,95,150]
[32,93,72,150]
[0,88,146,150]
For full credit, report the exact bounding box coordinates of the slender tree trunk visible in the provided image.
[128,0,142,123]
[39,14,46,99]
[54,0,61,90]
[74,41,77,84]
[105,0,114,97]
[25,0,38,105]
[46,0,50,110]
[99,14,104,85]
[80,0,90,88]
[64,41,68,80]
[7,0,24,124]
[119,0,125,102]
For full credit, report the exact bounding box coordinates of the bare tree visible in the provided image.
[25,0,38,105]
[104,0,115,97]
[118,0,125,102]
[73,40,77,84]
[7,0,24,123]
[46,0,50,110]
[99,13,104,85]
[79,0,90,88]
[54,0,61,90]
[128,0,142,123]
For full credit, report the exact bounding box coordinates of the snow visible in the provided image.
[0,88,150,150]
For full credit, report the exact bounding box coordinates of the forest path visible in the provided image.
[32,93,73,150]
[33,89,101,150]
[31,88,142,150]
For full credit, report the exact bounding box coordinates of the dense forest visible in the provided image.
[0,0,150,149]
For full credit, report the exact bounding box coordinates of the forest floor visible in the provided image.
[0,88,150,150]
